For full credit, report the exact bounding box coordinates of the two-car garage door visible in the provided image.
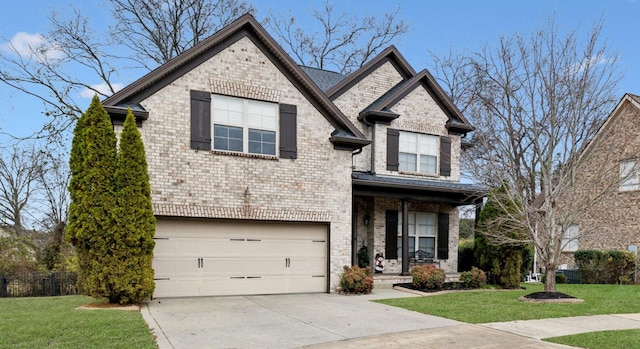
[153,218,328,298]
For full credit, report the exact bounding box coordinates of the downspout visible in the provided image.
[351,148,363,266]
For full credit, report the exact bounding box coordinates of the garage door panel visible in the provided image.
[153,219,328,298]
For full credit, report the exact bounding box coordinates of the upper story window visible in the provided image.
[398,131,439,174]
[212,95,277,156]
[620,159,639,191]
[386,128,452,177]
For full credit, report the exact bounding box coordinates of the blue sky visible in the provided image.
[1,0,638,144]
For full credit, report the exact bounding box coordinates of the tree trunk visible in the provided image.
[544,267,556,292]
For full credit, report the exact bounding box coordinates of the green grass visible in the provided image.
[0,296,156,349]
[545,329,640,349]
[375,283,640,323]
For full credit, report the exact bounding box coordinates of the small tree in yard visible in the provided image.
[110,110,155,304]
[432,19,622,293]
[66,95,118,301]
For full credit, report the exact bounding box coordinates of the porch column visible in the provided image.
[401,199,410,275]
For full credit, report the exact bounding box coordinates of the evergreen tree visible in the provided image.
[66,95,117,299]
[475,182,528,288]
[109,110,156,304]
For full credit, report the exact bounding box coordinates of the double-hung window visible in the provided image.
[212,95,277,156]
[399,131,439,174]
[620,159,639,191]
[397,212,437,258]
[562,224,579,252]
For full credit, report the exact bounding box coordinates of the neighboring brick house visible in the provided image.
[102,14,482,298]
[555,93,640,268]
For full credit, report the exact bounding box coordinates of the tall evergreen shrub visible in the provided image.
[475,183,528,288]
[66,95,117,298]
[110,110,156,304]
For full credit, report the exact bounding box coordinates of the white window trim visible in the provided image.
[620,159,640,192]
[212,94,278,156]
[397,211,437,259]
[398,131,439,175]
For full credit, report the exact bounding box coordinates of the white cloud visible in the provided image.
[79,82,125,99]
[1,32,63,61]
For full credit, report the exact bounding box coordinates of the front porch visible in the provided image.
[373,272,462,288]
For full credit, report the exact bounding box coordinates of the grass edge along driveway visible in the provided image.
[376,283,640,349]
[0,295,156,349]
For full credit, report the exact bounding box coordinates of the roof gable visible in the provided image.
[103,14,367,142]
[359,69,474,134]
[326,46,415,101]
[580,93,640,158]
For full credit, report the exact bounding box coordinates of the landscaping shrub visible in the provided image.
[541,273,567,284]
[339,265,373,294]
[411,264,445,290]
[575,249,635,284]
[606,250,636,284]
[459,267,487,289]
[457,239,474,272]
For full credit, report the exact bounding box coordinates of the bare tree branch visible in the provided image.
[432,18,622,292]
[110,0,255,69]
[0,145,45,234]
[265,0,409,74]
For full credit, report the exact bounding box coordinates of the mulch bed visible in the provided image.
[395,283,585,303]
[77,303,141,311]
[394,282,473,293]
[519,292,584,303]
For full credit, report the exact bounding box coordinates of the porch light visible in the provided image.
[363,215,370,226]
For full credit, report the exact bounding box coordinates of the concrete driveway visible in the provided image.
[142,288,461,349]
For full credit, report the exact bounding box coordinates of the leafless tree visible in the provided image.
[110,0,255,69]
[37,151,70,233]
[0,145,45,234]
[432,19,622,292]
[0,0,254,142]
[265,0,409,74]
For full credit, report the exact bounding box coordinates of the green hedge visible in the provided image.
[574,249,636,284]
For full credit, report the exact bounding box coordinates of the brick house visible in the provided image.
[555,93,640,268]
[102,14,483,298]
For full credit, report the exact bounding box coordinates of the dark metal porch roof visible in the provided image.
[352,171,485,206]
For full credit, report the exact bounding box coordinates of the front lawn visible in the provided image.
[375,283,640,323]
[545,329,640,349]
[0,296,156,349]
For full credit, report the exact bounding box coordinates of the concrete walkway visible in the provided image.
[141,288,640,349]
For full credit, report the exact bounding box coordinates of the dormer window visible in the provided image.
[399,131,439,174]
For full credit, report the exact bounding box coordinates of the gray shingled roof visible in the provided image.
[299,66,345,92]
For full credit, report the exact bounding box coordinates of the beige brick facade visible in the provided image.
[105,15,479,295]
[336,56,471,275]
[565,95,640,266]
[137,36,354,291]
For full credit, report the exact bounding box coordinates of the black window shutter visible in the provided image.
[440,136,452,177]
[279,104,297,159]
[190,90,211,151]
[387,128,399,171]
[385,210,399,259]
[437,213,449,260]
